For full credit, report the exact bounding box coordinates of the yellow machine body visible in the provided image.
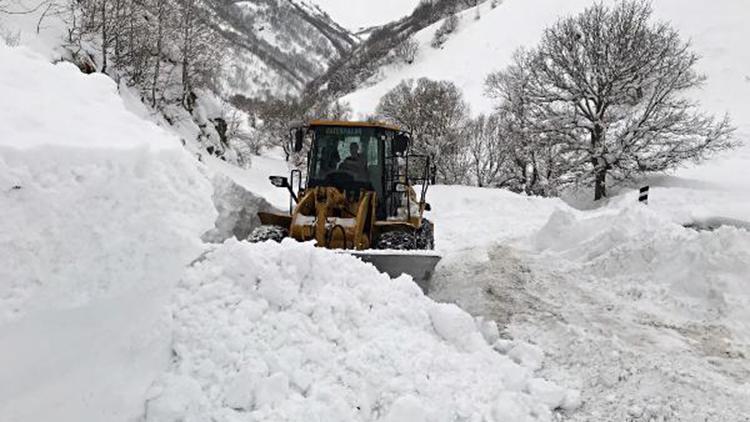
[255,120,440,292]
[259,185,424,251]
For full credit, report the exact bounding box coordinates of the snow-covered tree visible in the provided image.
[486,0,735,200]
[394,36,419,64]
[376,78,469,182]
[486,52,577,196]
[67,0,225,110]
[431,12,458,49]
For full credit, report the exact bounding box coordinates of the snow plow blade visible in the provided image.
[347,251,442,294]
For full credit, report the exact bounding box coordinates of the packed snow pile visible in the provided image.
[427,185,568,255]
[427,182,750,420]
[145,239,579,422]
[533,204,750,348]
[0,46,177,151]
[201,173,280,243]
[0,43,215,421]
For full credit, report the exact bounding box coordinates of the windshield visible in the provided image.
[309,126,383,188]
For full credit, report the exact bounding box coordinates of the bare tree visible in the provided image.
[252,95,353,164]
[173,0,224,110]
[0,21,20,46]
[487,0,736,200]
[1,0,64,37]
[377,78,469,182]
[149,0,171,106]
[394,36,419,65]
[463,113,512,187]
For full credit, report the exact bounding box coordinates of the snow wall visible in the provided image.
[0,43,216,421]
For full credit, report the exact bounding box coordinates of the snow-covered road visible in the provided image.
[429,189,750,421]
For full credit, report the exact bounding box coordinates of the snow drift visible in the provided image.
[145,239,578,422]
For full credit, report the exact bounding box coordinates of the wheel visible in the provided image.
[247,225,288,243]
[375,230,417,250]
[416,218,435,250]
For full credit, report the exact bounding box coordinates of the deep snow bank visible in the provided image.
[201,173,280,243]
[0,43,215,421]
[145,239,578,422]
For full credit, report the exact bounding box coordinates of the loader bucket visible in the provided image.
[347,251,442,294]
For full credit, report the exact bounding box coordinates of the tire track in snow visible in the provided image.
[430,244,750,421]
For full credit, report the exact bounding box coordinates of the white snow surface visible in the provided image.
[343,12,750,414]
[4,1,750,420]
[0,42,570,422]
[429,186,750,420]
[0,46,177,150]
[0,43,216,421]
[145,239,571,422]
[344,0,750,126]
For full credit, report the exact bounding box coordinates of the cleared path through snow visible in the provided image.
[427,187,750,421]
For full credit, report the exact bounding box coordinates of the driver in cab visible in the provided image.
[338,142,368,180]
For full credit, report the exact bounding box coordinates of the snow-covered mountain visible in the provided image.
[307,0,492,102]
[340,0,750,214]
[207,0,358,98]
[342,0,750,128]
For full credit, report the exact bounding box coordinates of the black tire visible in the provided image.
[416,218,435,250]
[375,230,417,250]
[247,225,288,243]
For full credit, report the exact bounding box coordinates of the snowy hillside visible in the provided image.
[343,0,750,216]
[343,0,750,129]
[212,0,358,98]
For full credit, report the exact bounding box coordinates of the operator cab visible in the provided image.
[294,120,413,220]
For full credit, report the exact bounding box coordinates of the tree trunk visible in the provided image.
[151,1,164,107]
[113,0,121,67]
[594,166,607,201]
[591,124,607,201]
[100,0,108,74]
[181,2,194,110]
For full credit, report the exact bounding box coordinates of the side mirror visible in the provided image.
[292,129,304,152]
[393,133,410,155]
[269,176,289,188]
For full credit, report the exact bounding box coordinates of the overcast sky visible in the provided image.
[309,0,421,30]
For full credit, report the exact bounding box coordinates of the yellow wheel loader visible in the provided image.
[248,120,441,292]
